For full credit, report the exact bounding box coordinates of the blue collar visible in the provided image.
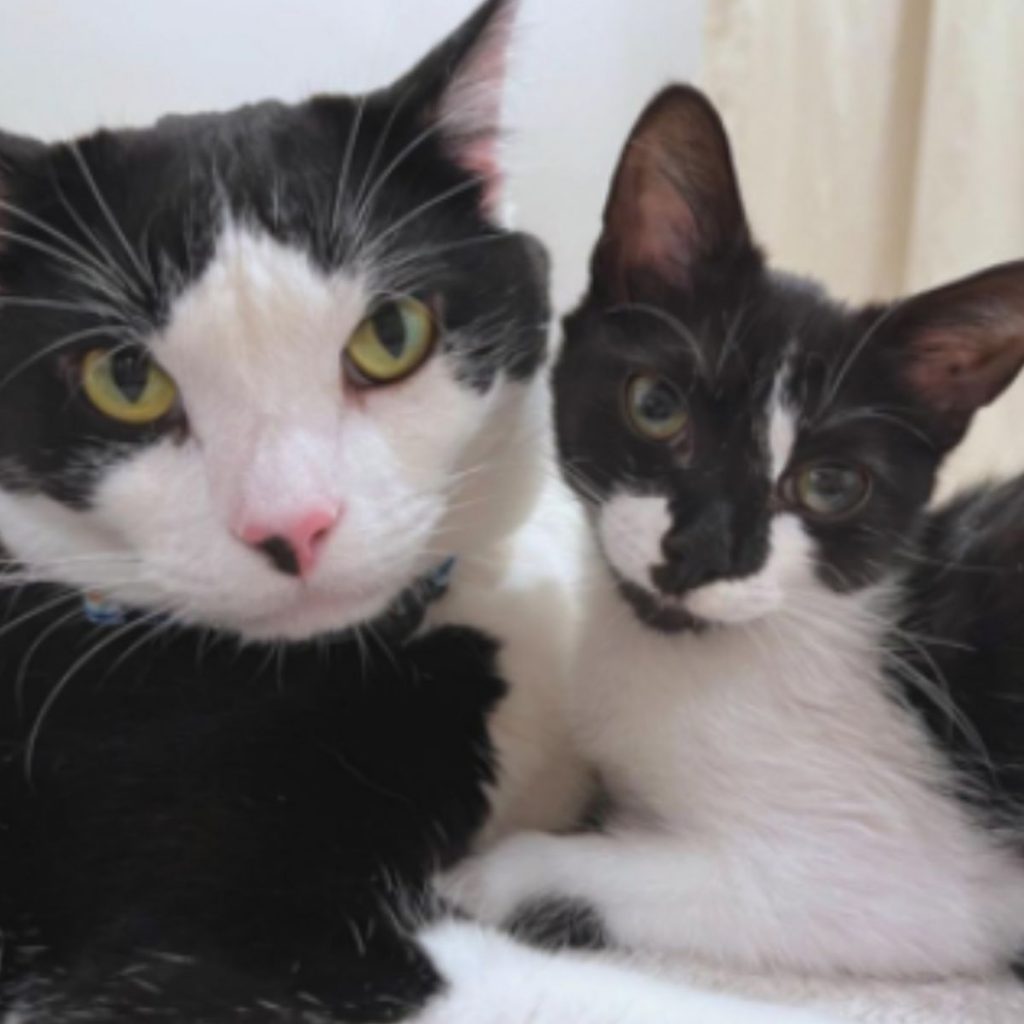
[83,591,128,626]
[81,557,458,633]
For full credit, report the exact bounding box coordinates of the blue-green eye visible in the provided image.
[785,462,872,520]
[624,374,689,442]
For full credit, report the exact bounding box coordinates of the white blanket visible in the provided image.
[653,957,1024,1023]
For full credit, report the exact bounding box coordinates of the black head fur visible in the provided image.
[0,0,547,508]
[556,85,1024,620]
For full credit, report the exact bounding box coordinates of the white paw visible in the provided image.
[438,832,564,926]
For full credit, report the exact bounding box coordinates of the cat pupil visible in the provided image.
[111,350,150,403]
[640,381,678,421]
[810,467,854,502]
[372,303,409,359]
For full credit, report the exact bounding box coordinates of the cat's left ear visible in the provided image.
[396,0,519,216]
[878,261,1024,447]
[591,85,757,303]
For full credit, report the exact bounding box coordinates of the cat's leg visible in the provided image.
[443,829,1016,977]
[413,920,842,1024]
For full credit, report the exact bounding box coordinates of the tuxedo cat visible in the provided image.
[0,3,841,1021]
[449,83,1024,980]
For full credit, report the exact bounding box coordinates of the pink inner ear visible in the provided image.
[458,137,503,217]
[601,158,701,297]
[438,2,516,212]
[908,324,1024,413]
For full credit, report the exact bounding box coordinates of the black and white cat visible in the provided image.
[449,83,1024,980]
[0,3,843,1021]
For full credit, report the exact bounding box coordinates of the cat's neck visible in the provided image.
[440,377,553,581]
[585,550,903,699]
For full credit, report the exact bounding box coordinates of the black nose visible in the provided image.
[255,536,302,577]
[653,501,732,595]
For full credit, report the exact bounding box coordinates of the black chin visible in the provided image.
[615,579,705,635]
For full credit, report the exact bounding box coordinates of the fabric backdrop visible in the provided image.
[703,0,1024,495]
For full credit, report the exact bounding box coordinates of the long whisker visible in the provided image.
[52,174,144,299]
[348,86,417,251]
[816,295,914,418]
[0,323,129,392]
[13,603,90,721]
[350,116,445,253]
[0,198,129,292]
[329,94,369,255]
[68,143,153,294]
[0,295,126,320]
[0,588,83,645]
[363,177,483,261]
[0,226,126,293]
[606,302,709,378]
[22,607,167,783]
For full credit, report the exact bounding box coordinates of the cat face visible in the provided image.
[557,86,1024,632]
[0,0,549,641]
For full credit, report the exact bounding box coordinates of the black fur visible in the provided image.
[505,896,608,952]
[556,86,1024,625]
[896,478,1024,829]
[0,582,504,1021]
[0,0,546,509]
[0,1,546,1018]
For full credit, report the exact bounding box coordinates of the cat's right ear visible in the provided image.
[592,85,756,303]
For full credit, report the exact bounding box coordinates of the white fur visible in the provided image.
[452,521,1024,978]
[0,218,838,1022]
[412,920,839,1024]
[768,382,797,479]
[597,492,671,590]
[0,223,520,641]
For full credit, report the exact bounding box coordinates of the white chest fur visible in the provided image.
[564,563,1024,975]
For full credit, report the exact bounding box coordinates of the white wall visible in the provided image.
[0,0,705,310]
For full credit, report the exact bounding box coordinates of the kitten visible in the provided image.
[449,83,1024,980]
[0,3,840,1020]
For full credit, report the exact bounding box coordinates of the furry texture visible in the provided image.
[448,84,1024,981]
[0,10,845,1022]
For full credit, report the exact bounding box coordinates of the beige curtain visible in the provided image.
[703,0,1024,494]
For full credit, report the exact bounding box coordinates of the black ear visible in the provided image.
[391,0,519,216]
[878,261,1024,447]
[592,85,755,303]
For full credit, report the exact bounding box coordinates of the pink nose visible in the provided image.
[238,507,340,579]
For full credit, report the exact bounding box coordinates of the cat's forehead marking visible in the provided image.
[155,220,369,419]
[766,344,798,480]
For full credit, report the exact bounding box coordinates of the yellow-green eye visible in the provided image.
[81,348,178,425]
[345,297,437,385]
[785,461,872,520]
[624,374,689,442]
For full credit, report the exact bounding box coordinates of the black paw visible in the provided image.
[505,895,609,952]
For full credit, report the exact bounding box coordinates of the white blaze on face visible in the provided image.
[0,222,514,641]
[767,379,797,481]
[597,493,672,590]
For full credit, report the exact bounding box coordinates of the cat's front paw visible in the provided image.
[439,832,565,927]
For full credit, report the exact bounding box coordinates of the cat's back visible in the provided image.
[900,475,1024,819]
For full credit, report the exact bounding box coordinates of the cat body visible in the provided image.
[450,83,1024,980]
[0,2,842,1020]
